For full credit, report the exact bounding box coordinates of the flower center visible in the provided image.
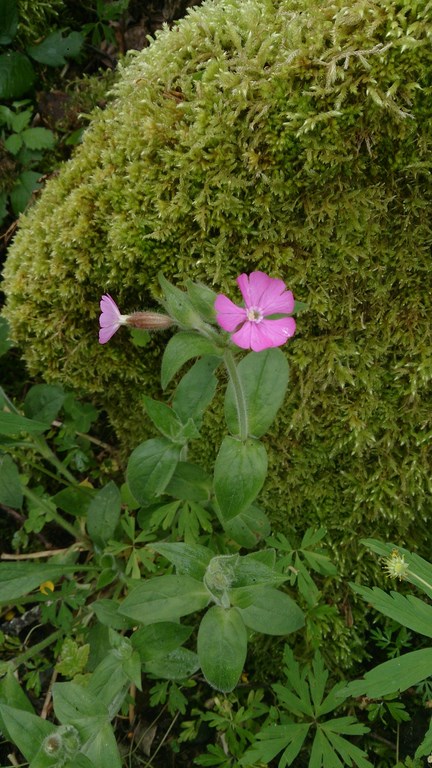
[246,306,263,323]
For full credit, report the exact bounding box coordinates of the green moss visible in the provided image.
[2,0,432,663]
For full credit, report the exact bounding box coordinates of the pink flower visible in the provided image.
[214,272,296,352]
[99,294,128,344]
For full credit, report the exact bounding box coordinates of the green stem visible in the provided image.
[22,487,82,541]
[407,570,432,595]
[223,349,248,441]
[32,435,77,485]
[9,628,63,671]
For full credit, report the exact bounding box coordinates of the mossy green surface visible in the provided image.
[2,0,432,647]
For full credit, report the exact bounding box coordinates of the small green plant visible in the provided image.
[344,539,432,762]
[0,274,353,766]
[0,100,55,223]
[81,0,131,47]
[239,646,372,767]
[0,0,83,101]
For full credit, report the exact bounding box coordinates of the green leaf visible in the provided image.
[119,574,209,624]
[126,437,181,504]
[0,0,18,44]
[0,318,12,357]
[24,383,65,424]
[239,723,310,766]
[158,272,205,328]
[0,704,55,760]
[144,647,200,679]
[0,562,82,602]
[0,453,23,508]
[56,637,90,677]
[230,551,286,588]
[27,31,84,67]
[132,622,193,662]
[82,721,121,768]
[10,170,42,215]
[225,348,289,438]
[161,332,222,389]
[10,108,31,133]
[52,485,94,517]
[343,648,432,699]
[351,583,432,639]
[214,436,267,521]
[52,682,108,741]
[0,409,52,436]
[221,505,271,547]
[186,279,218,322]
[232,587,304,635]
[172,355,219,424]
[0,52,35,99]
[360,539,432,600]
[151,541,213,579]
[164,461,212,502]
[197,606,247,692]
[21,126,55,150]
[4,132,23,154]
[86,481,121,547]
[143,396,186,441]
[92,599,134,630]
[0,190,7,225]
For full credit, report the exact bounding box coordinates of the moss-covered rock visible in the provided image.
[3,0,432,616]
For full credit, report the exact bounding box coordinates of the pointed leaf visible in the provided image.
[233,587,304,636]
[127,437,181,503]
[197,605,247,692]
[225,349,289,438]
[0,453,23,508]
[343,648,432,699]
[214,436,267,521]
[86,481,121,547]
[132,622,193,662]
[119,574,209,624]
[351,583,432,639]
[151,541,213,579]
[0,704,55,760]
[172,355,219,424]
[144,647,199,679]
[161,332,222,389]
[0,52,35,99]
[24,383,65,424]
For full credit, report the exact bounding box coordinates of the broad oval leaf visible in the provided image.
[27,31,84,67]
[214,436,267,521]
[24,383,65,424]
[151,541,213,579]
[232,587,305,636]
[132,622,193,662]
[197,605,247,692]
[221,505,271,548]
[0,704,54,761]
[225,348,289,438]
[0,52,35,99]
[127,437,180,504]
[0,562,83,603]
[144,647,200,680]
[119,574,209,624]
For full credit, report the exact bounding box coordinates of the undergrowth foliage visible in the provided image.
[1,278,432,766]
[1,1,431,656]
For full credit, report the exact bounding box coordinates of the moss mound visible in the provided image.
[3,0,432,607]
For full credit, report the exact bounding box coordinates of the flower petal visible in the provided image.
[99,294,122,327]
[215,294,247,331]
[262,289,294,316]
[253,317,296,350]
[99,325,119,344]
[236,272,270,307]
